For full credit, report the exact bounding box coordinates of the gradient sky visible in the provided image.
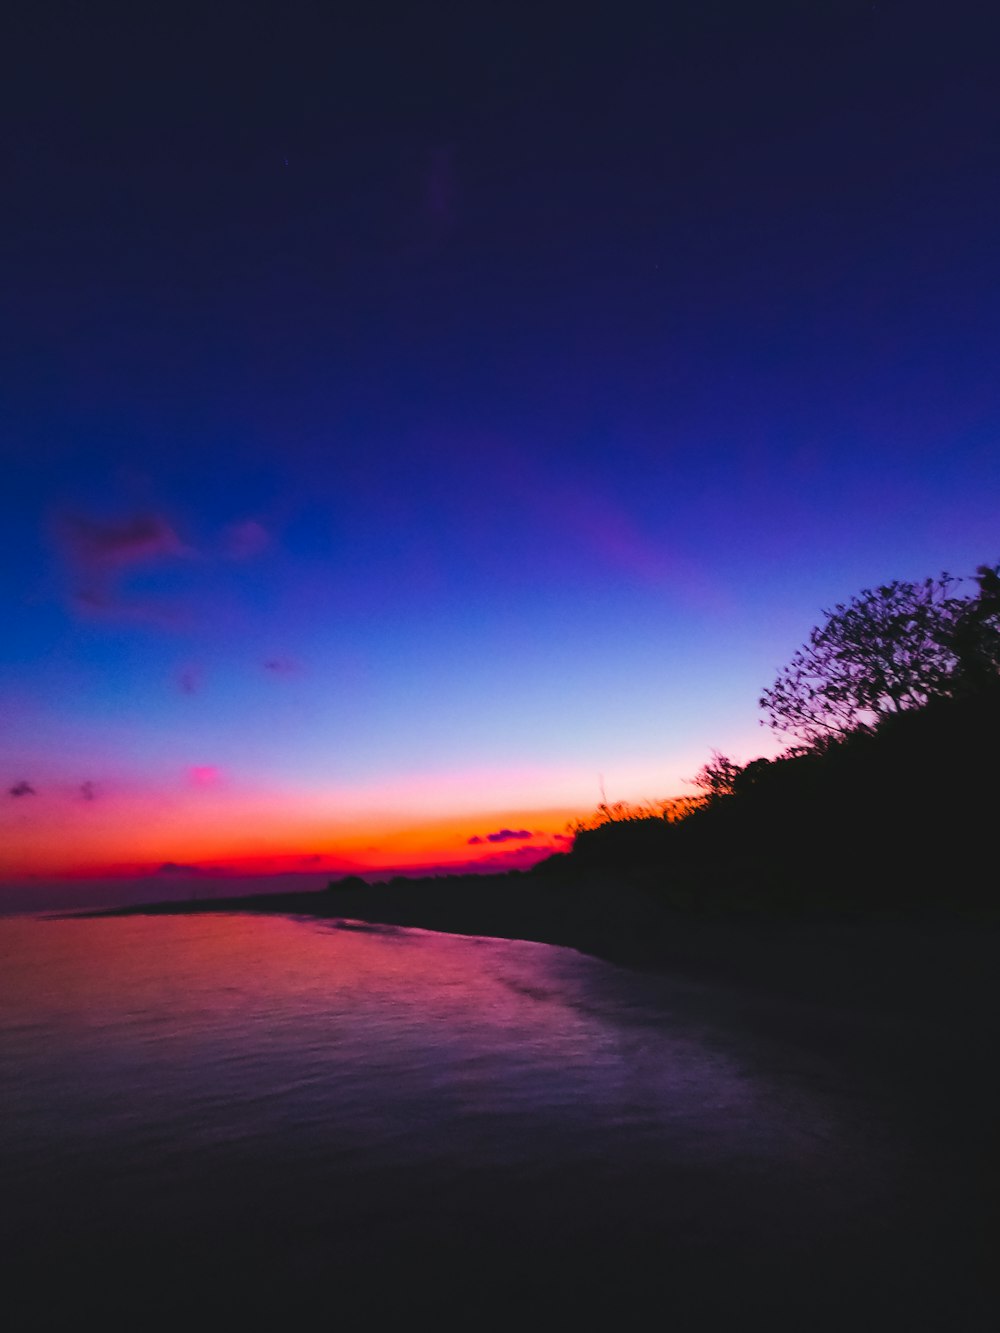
[3,2,999,879]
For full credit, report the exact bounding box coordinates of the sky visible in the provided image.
[2,1,1000,881]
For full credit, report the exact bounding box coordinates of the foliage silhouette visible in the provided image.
[556,562,1000,910]
[949,564,1000,689]
[759,575,971,744]
[690,751,742,801]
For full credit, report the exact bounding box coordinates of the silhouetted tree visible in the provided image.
[759,575,969,744]
[690,751,743,800]
[949,563,1000,689]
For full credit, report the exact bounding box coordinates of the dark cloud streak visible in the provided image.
[263,658,298,675]
[55,511,192,622]
[467,828,534,845]
[178,668,200,695]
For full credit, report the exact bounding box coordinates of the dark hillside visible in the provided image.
[565,683,1000,910]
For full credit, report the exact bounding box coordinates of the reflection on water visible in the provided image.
[0,914,975,1328]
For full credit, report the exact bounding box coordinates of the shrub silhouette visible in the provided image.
[690,751,743,801]
[326,875,369,891]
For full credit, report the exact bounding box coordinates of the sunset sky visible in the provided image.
[3,2,999,881]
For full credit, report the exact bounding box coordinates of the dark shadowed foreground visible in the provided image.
[61,876,1000,1330]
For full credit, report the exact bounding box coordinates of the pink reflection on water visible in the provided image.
[0,914,935,1329]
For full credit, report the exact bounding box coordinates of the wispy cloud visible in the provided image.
[187,765,222,788]
[8,780,36,798]
[79,781,96,802]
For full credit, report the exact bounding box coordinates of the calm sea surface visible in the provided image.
[0,912,988,1329]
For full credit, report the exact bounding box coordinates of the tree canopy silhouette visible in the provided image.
[554,560,1000,908]
[758,572,1000,744]
[690,750,743,801]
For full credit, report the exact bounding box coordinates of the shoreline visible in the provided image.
[82,871,1000,1032]
[30,874,1000,1330]
[75,871,1000,1225]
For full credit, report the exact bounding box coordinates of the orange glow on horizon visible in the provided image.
[0,754,704,882]
[0,796,581,880]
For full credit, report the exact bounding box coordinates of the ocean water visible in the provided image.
[0,912,987,1329]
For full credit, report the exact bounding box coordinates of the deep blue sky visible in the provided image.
[3,1,1000,874]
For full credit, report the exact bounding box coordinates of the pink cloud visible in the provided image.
[558,488,718,600]
[187,765,222,788]
[447,432,724,610]
[222,519,270,559]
